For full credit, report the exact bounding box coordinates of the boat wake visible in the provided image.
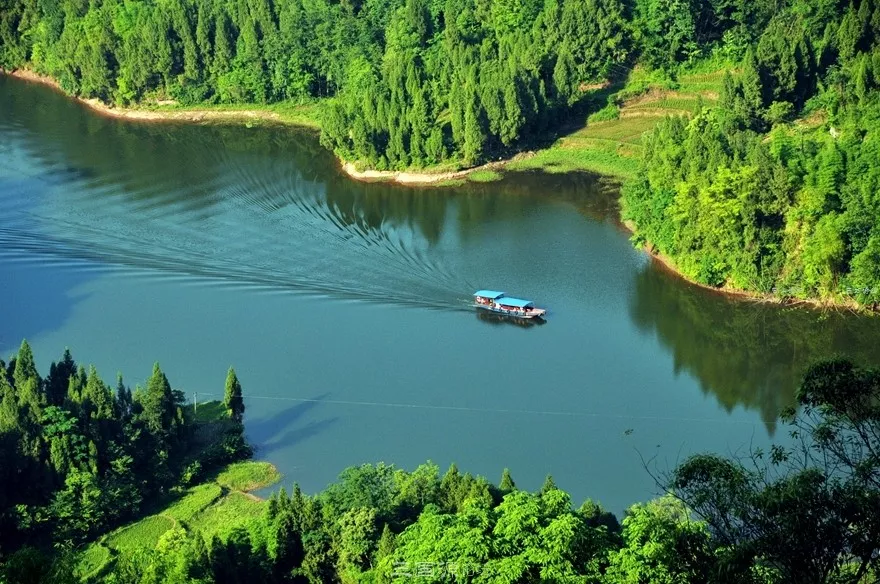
[0,146,474,312]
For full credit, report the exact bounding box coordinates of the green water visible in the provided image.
[2,76,877,513]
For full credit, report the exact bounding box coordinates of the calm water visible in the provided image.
[2,76,878,513]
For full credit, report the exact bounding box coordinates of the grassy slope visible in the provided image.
[217,461,282,492]
[508,66,726,179]
[74,400,279,581]
[76,461,278,581]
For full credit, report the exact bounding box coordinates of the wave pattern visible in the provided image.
[0,120,474,311]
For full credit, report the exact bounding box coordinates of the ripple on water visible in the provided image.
[0,137,472,311]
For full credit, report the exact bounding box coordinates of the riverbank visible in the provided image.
[2,68,321,128]
[4,67,873,314]
[2,68,639,185]
[624,221,871,314]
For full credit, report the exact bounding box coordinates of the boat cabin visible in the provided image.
[473,290,506,305]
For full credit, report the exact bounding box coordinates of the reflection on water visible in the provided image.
[475,311,547,327]
[0,75,617,311]
[629,262,880,433]
[3,73,880,483]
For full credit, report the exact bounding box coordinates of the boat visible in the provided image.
[473,290,547,319]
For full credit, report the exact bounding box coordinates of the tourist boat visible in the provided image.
[473,290,546,319]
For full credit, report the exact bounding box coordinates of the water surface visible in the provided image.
[2,75,878,513]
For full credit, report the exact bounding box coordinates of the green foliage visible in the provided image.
[0,547,77,584]
[105,515,176,554]
[588,103,621,122]
[669,359,880,583]
[45,355,880,584]
[0,343,248,555]
[223,367,245,423]
[605,495,712,584]
[216,461,281,492]
[1,0,635,170]
[623,88,880,306]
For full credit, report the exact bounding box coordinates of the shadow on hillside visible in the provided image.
[514,74,631,155]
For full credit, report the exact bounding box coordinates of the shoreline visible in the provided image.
[2,68,875,314]
[3,68,525,185]
[2,68,309,126]
[622,222,873,314]
[339,157,529,185]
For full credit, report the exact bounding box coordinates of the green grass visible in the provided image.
[190,492,265,541]
[165,483,223,522]
[105,515,175,553]
[579,117,658,143]
[503,62,729,181]
[76,544,112,581]
[185,399,226,423]
[506,147,639,179]
[434,178,467,187]
[216,461,281,492]
[148,100,322,129]
[467,169,503,183]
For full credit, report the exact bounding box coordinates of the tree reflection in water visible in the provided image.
[629,261,880,434]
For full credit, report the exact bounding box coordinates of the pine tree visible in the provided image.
[13,340,43,411]
[499,468,516,494]
[376,522,395,560]
[462,87,484,165]
[539,474,557,494]
[195,0,213,72]
[223,367,245,423]
[268,508,304,579]
[440,463,464,512]
[46,348,75,406]
[84,365,114,423]
[138,363,177,439]
[0,372,17,433]
[66,366,87,406]
[115,373,132,421]
[212,11,234,78]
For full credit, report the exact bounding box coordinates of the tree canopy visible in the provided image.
[0,341,248,555]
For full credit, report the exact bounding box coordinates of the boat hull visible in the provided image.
[474,304,546,319]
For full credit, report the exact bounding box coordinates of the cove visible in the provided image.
[2,75,878,514]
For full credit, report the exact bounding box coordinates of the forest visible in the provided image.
[0,341,249,569]
[0,341,877,583]
[3,0,880,305]
[621,0,880,306]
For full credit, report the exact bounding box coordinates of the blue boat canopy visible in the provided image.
[474,290,505,299]
[495,297,534,308]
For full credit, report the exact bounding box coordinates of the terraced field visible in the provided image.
[75,462,280,582]
[509,69,728,179]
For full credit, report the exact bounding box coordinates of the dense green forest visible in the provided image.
[0,340,249,563]
[0,0,629,167]
[622,0,880,305]
[1,350,878,583]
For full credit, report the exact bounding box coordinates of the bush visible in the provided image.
[588,104,621,123]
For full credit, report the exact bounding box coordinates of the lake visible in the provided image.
[2,75,878,514]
